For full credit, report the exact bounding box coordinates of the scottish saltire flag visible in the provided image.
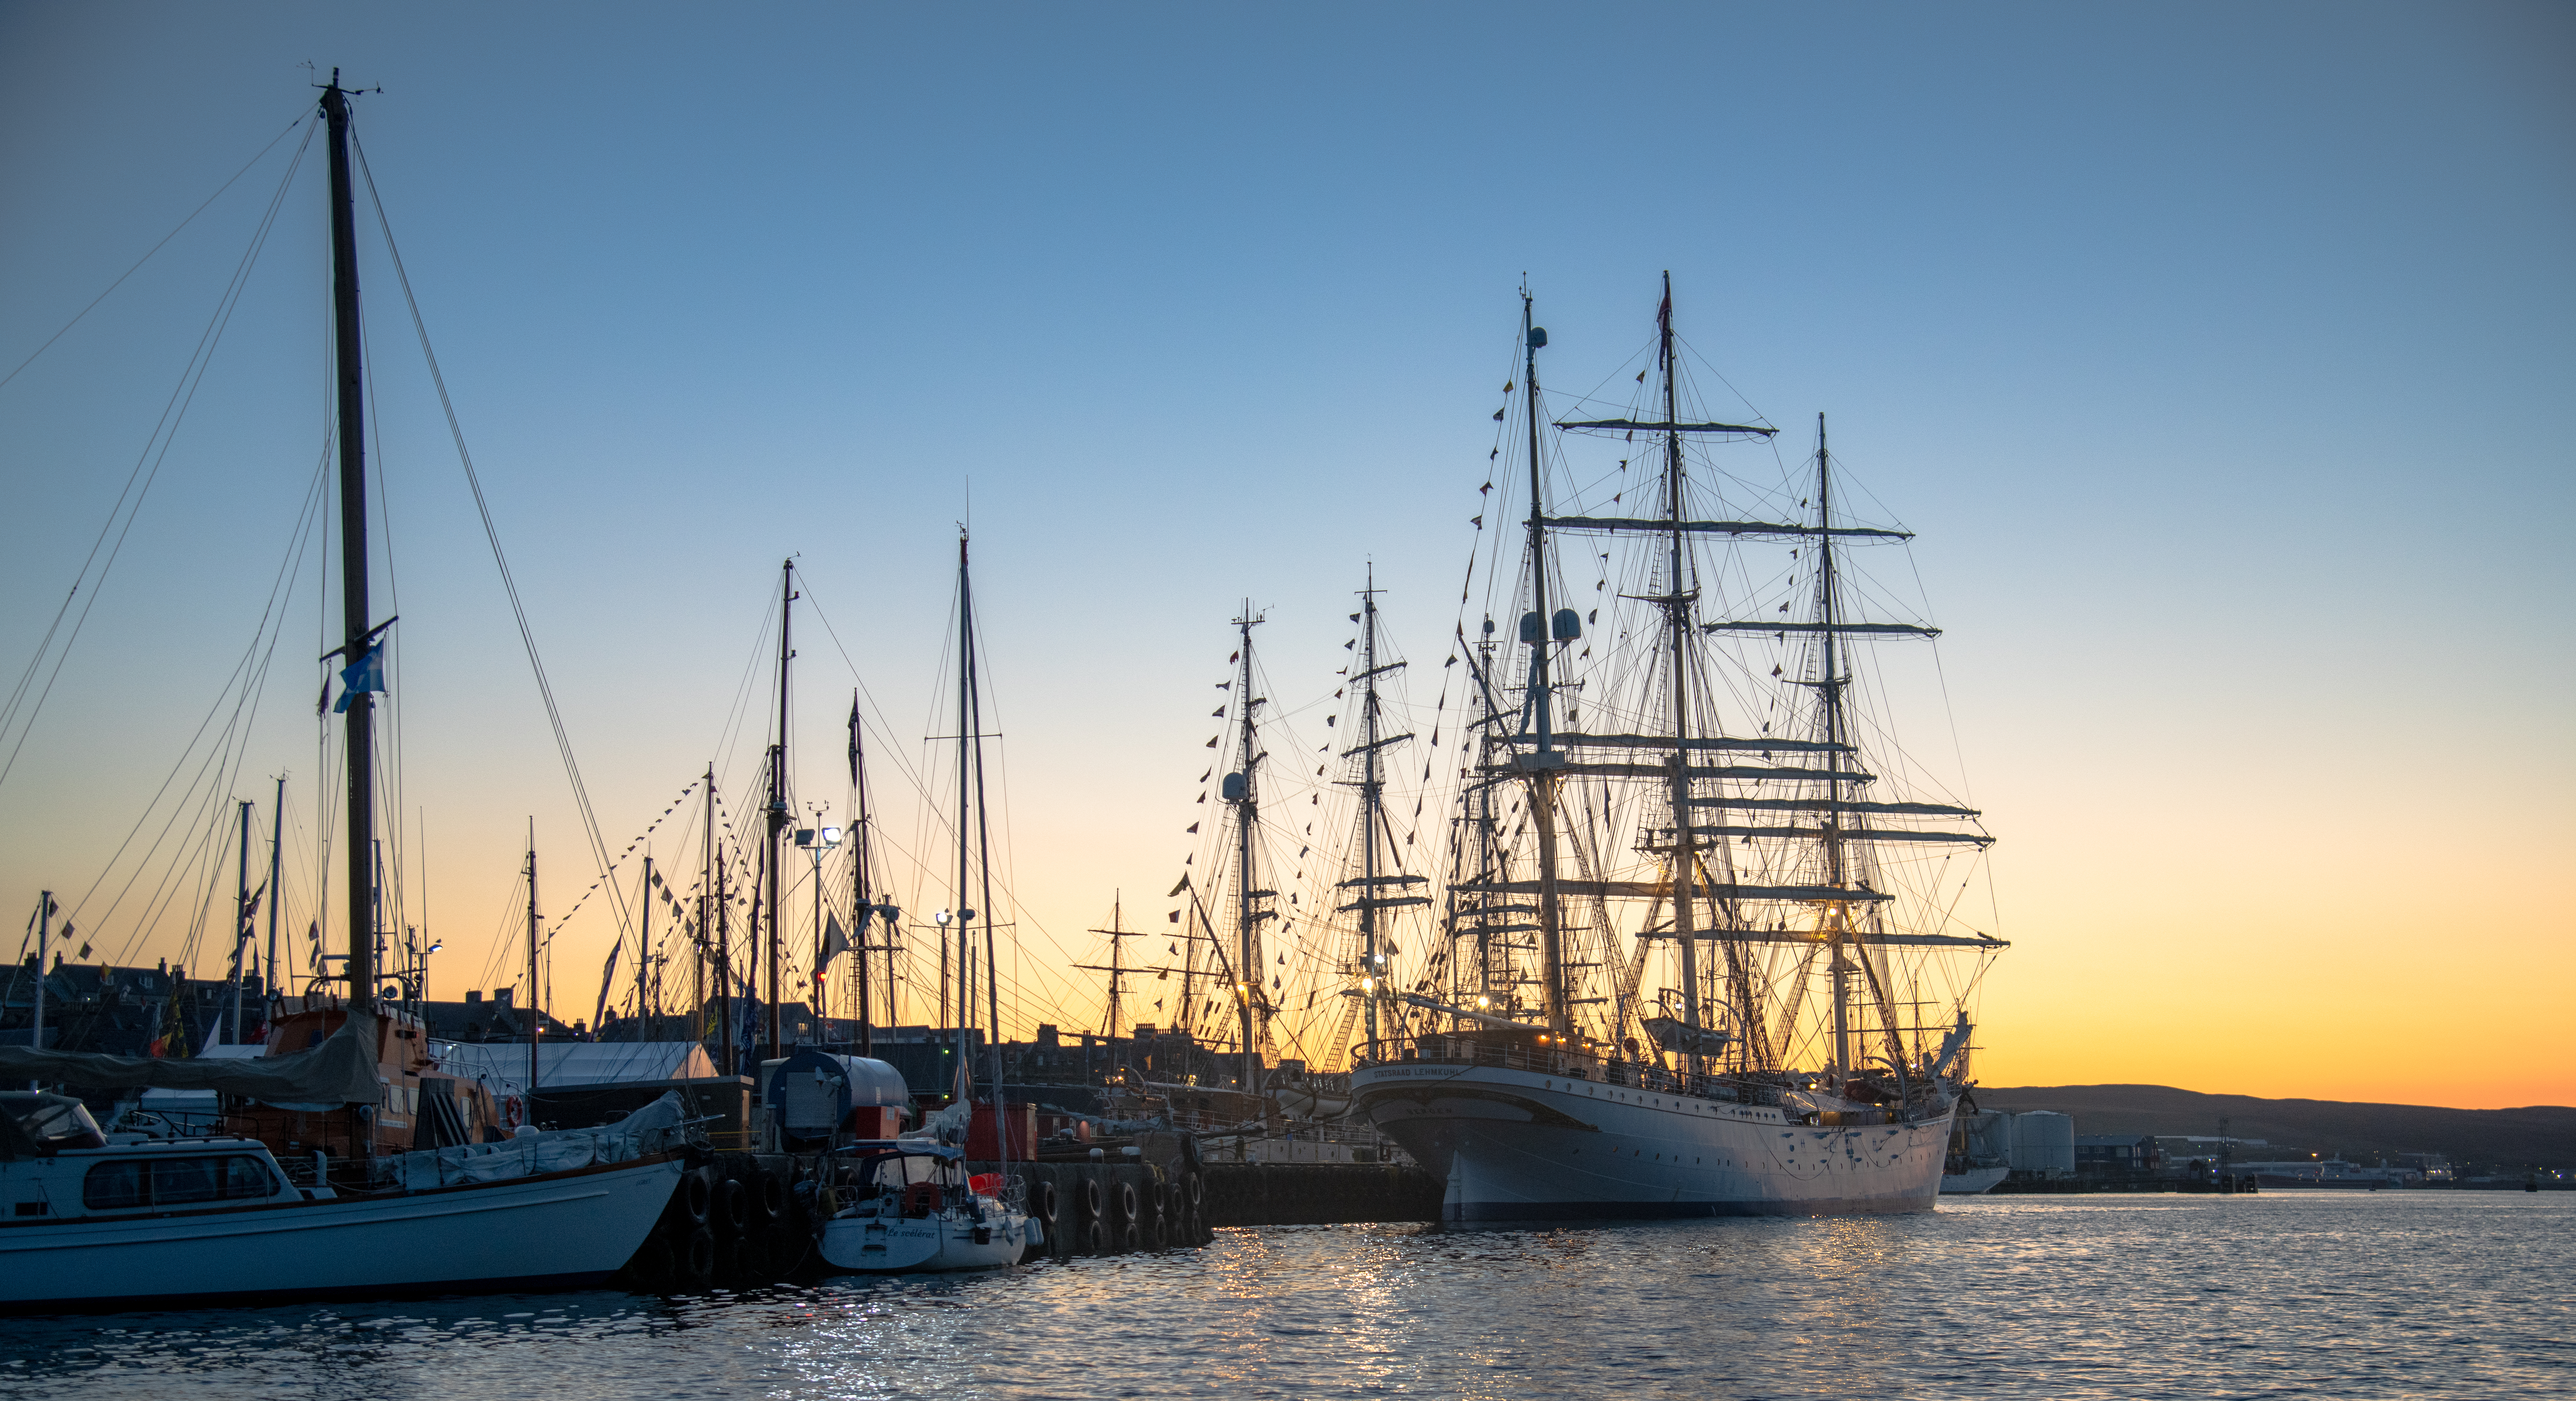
[332,642,385,713]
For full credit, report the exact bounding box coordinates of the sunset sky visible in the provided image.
[1,3,2567,1109]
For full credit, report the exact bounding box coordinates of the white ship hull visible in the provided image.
[1353,1063,1952,1219]
[1940,1165,2009,1194]
[0,1155,683,1313]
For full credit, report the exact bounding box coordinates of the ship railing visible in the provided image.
[1364,1039,1824,1109]
[985,1174,1029,1212]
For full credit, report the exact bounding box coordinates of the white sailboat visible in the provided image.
[1349,278,2008,1219]
[811,535,1035,1274]
[0,74,683,1307]
[814,1141,1037,1272]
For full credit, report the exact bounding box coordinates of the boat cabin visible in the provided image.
[2,1093,303,1223]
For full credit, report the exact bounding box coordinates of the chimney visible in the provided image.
[465,989,482,1004]
[494,988,515,1007]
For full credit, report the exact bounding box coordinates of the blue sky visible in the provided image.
[1,3,2568,1103]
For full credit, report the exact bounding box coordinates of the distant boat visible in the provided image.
[2237,1158,2407,1190]
[1349,278,2007,1219]
[1940,1165,2009,1195]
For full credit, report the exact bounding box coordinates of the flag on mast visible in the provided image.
[818,911,850,972]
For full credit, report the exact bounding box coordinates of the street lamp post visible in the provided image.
[795,812,841,1044]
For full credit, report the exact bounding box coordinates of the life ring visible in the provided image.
[501,1093,526,1129]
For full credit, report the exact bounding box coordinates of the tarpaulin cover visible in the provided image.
[0,1012,382,1107]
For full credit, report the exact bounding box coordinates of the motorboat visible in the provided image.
[0,1089,686,1312]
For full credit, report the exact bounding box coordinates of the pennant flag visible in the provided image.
[860,690,881,788]
[331,641,386,713]
[1205,736,1219,748]
[1184,821,1199,834]
[1167,874,1190,896]
[1168,910,1181,922]
[591,941,622,1033]
[1491,409,1505,422]
[819,912,851,971]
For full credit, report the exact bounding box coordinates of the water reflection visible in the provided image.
[4,1196,2567,1399]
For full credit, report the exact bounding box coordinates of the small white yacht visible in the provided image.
[814,1141,1037,1274]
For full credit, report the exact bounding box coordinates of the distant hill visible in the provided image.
[1974,1084,2576,1170]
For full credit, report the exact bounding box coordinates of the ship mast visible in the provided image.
[1473,623,1502,1006]
[849,693,876,1057]
[766,559,793,1062]
[321,74,377,1012]
[1814,414,1855,1088]
[1516,289,1572,1040]
[524,826,540,1096]
[1357,569,1383,1058]
[1226,605,1265,1098]
[1656,273,1704,1076]
[951,533,976,1103]
[1089,896,1135,1040]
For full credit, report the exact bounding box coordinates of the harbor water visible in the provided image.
[4,1194,2564,1399]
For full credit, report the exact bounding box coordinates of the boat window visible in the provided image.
[82,1155,280,1210]
[222,1156,279,1199]
[83,1159,147,1210]
[154,1156,223,1204]
[0,1092,107,1151]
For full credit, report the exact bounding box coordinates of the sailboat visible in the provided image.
[0,75,685,1308]
[814,532,1037,1272]
[1348,277,2008,1219]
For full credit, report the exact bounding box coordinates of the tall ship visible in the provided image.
[1347,279,2008,1218]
